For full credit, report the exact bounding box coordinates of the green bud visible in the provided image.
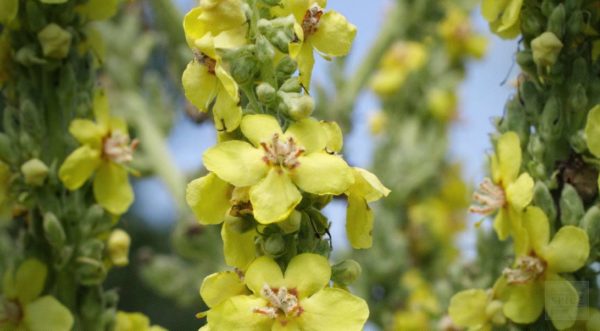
[43,212,66,248]
[76,257,106,285]
[81,204,109,236]
[521,80,541,117]
[21,158,48,186]
[255,35,275,63]
[516,50,536,76]
[25,0,47,31]
[560,184,585,226]
[228,48,260,85]
[548,5,566,37]
[568,84,587,112]
[257,17,296,53]
[531,32,563,68]
[331,259,361,286]
[281,92,314,120]
[567,11,584,36]
[569,130,586,153]
[527,160,547,179]
[541,0,554,17]
[263,233,286,257]
[502,99,528,141]
[256,82,277,105]
[54,246,73,269]
[580,206,600,247]
[521,8,544,37]
[540,96,563,141]
[37,23,72,59]
[533,181,557,222]
[277,210,302,234]
[15,46,47,66]
[276,56,298,79]
[279,78,301,93]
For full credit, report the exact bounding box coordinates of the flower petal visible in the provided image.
[299,287,369,331]
[222,217,256,269]
[271,0,310,22]
[346,193,373,249]
[545,273,579,330]
[311,11,357,57]
[183,7,206,48]
[240,114,283,147]
[496,131,521,185]
[522,206,549,255]
[213,87,242,132]
[296,42,315,90]
[502,281,544,324]
[215,64,239,102]
[348,168,390,202]
[186,173,231,225]
[542,225,589,273]
[24,296,74,331]
[200,271,247,308]
[320,120,343,153]
[203,140,268,187]
[182,60,218,112]
[481,0,507,21]
[68,119,103,147]
[0,0,18,25]
[585,105,600,157]
[250,168,302,224]
[93,162,133,215]
[58,145,101,190]
[448,289,488,327]
[93,89,111,129]
[207,295,272,330]
[284,254,331,298]
[15,259,47,304]
[285,117,326,153]
[493,208,511,240]
[505,173,533,210]
[499,0,523,33]
[245,256,284,295]
[292,152,354,195]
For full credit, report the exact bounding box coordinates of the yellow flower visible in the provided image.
[115,311,167,331]
[501,206,590,329]
[186,173,257,269]
[199,269,249,317]
[204,254,369,330]
[107,229,131,267]
[370,42,427,96]
[427,89,458,123]
[345,167,390,249]
[439,7,487,60]
[391,309,429,331]
[469,131,534,241]
[402,269,440,315]
[58,90,136,215]
[482,0,523,39]
[273,0,356,89]
[182,0,247,132]
[1,259,74,331]
[448,280,506,331]
[202,114,354,224]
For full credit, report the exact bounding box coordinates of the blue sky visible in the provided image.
[131,1,519,255]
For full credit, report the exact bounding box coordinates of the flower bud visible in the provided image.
[228,47,260,85]
[569,130,587,153]
[515,50,535,77]
[257,17,295,53]
[540,96,563,142]
[520,8,544,37]
[37,23,72,59]
[43,212,66,248]
[276,56,298,79]
[521,81,541,117]
[580,206,600,247]
[21,158,48,186]
[281,93,314,120]
[548,5,566,38]
[256,82,277,105]
[15,45,47,66]
[331,259,361,286]
[263,233,286,258]
[25,0,47,31]
[527,160,546,179]
[279,78,301,93]
[81,204,110,237]
[531,32,563,68]
[533,181,556,222]
[107,229,131,267]
[255,35,275,63]
[569,84,587,113]
[560,184,584,226]
[277,210,301,234]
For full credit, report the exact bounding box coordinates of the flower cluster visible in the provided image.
[181,0,388,329]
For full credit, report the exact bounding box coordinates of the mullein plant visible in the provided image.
[181,0,391,329]
[449,0,600,330]
[0,0,163,330]
[336,0,488,329]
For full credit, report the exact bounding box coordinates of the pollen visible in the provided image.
[193,50,217,75]
[503,255,546,284]
[253,284,302,319]
[302,5,323,37]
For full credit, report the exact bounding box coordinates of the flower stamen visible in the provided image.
[253,284,302,319]
[469,178,506,215]
[193,50,217,74]
[260,134,304,169]
[103,131,138,164]
[503,255,546,284]
[302,5,323,37]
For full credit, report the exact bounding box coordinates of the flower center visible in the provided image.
[103,131,138,164]
[469,178,506,215]
[1,299,23,324]
[260,133,304,169]
[193,50,217,75]
[253,284,303,319]
[503,255,546,284]
[302,5,323,37]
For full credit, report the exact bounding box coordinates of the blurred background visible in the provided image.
[104,0,520,329]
